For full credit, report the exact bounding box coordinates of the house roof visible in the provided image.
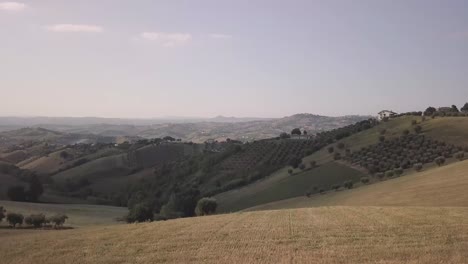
[378,110,397,114]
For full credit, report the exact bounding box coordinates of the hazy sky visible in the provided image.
[1,0,468,118]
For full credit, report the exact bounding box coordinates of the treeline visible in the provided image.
[0,206,68,229]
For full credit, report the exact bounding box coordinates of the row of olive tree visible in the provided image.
[0,206,68,228]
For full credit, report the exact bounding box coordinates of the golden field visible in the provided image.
[1,206,468,264]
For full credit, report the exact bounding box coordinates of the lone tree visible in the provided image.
[6,213,24,227]
[452,105,460,112]
[195,197,217,216]
[424,106,436,116]
[291,128,302,136]
[0,206,5,222]
[28,175,43,202]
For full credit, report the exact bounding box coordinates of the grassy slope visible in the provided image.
[1,206,468,263]
[247,159,468,211]
[216,162,364,212]
[0,200,127,227]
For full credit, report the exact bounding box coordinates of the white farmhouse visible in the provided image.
[378,110,397,120]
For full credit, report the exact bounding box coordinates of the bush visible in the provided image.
[414,163,423,172]
[6,213,24,227]
[48,214,68,227]
[455,151,465,161]
[288,156,302,169]
[298,163,306,170]
[343,180,353,189]
[327,146,334,153]
[434,156,446,167]
[394,167,404,176]
[375,172,384,180]
[287,169,293,175]
[360,177,370,184]
[25,213,46,228]
[195,197,217,216]
[126,203,154,223]
[385,170,394,177]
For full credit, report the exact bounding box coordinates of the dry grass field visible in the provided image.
[247,159,468,211]
[1,206,468,264]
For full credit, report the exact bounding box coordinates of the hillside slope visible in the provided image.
[1,206,468,263]
[247,159,468,211]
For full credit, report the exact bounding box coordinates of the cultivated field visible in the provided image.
[1,206,468,263]
[216,162,364,212]
[247,159,468,211]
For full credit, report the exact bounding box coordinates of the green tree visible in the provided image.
[24,214,46,228]
[451,105,459,112]
[195,197,217,216]
[291,128,301,136]
[49,214,68,228]
[424,106,436,116]
[126,203,153,223]
[6,213,24,227]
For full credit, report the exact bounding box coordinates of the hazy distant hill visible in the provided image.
[0,114,371,143]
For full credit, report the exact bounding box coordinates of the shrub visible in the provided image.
[414,163,423,172]
[394,167,404,176]
[6,213,24,227]
[360,177,370,184]
[375,172,384,180]
[25,214,46,228]
[126,203,154,223]
[48,214,68,227]
[455,151,465,161]
[434,156,446,167]
[195,197,217,216]
[288,156,302,169]
[343,180,353,189]
[298,163,306,170]
[327,146,334,153]
[385,170,394,177]
[287,169,293,175]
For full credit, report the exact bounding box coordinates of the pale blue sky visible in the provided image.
[1,0,468,118]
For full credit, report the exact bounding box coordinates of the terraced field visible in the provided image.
[1,206,468,263]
